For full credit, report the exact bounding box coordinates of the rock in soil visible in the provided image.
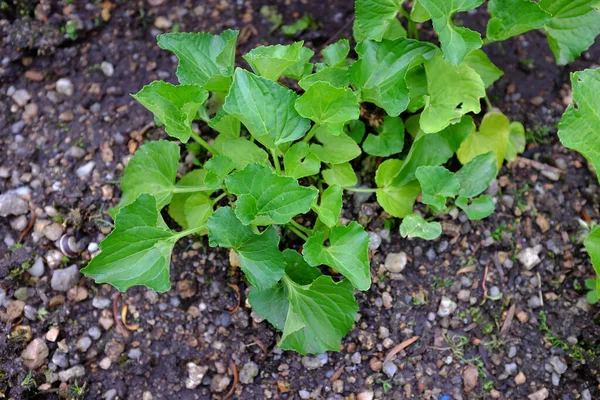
[384,252,407,273]
[0,193,28,217]
[50,265,81,292]
[21,338,49,369]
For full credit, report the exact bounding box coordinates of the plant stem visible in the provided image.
[271,149,281,175]
[399,7,411,21]
[482,37,494,46]
[303,124,320,143]
[190,131,218,155]
[344,187,378,193]
[172,185,220,194]
[484,94,493,112]
[211,192,228,205]
[173,224,207,241]
[287,224,309,241]
[289,219,313,237]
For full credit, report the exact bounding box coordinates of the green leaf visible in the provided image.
[282,249,323,285]
[278,276,358,355]
[415,166,459,211]
[204,155,235,188]
[248,283,289,331]
[207,207,285,290]
[82,194,179,292]
[322,163,358,187]
[132,81,208,142]
[355,0,404,41]
[411,0,431,22]
[363,116,405,157]
[437,115,475,152]
[295,82,360,136]
[284,142,321,179]
[282,47,315,80]
[505,121,526,162]
[303,221,371,290]
[213,136,270,170]
[322,39,350,68]
[391,131,455,187]
[282,16,314,36]
[298,67,350,90]
[406,65,428,112]
[400,214,442,240]
[585,279,599,305]
[585,227,600,296]
[110,140,180,219]
[345,120,367,144]
[376,160,422,218]
[486,0,551,42]
[157,30,238,92]
[558,69,600,178]
[243,42,304,81]
[457,112,510,170]
[420,53,485,133]
[223,68,310,149]
[208,109,241,139]
[418,0,485,65]
[168,169,212,229]
[455,195,495,220]
[313,185,343,228]
[225,164,318,225]
[539,0,600,65]
[349,38,438,116]
[455,152,498,198]
[310,129,362,164]
[463,49,504,88]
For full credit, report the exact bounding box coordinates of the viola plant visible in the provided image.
[82,0,600,354]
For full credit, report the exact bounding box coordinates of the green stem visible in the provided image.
[482,37,494,46]
[287,224,309,241]
[190,131,218,155]
[173,224,207,241]
[211,192,228,205]
[303,124,320,143]
[344,187,378,193]
[289,219,313,237]
[271,149,281,175]
[399,7,411,20]
[409,20,418,40]
[172,185,221,194]
[484,94,493,112]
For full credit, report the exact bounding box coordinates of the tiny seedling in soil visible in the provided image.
[81,0,600,355]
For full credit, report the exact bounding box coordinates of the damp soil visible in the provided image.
[1,1,600,399]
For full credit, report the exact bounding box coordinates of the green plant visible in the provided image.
[82,0,600,354]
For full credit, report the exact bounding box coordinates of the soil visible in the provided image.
[1,1,600,399]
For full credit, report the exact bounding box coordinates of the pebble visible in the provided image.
[457,289,470,302]
[357,391,374,400]
[21,338,49,369]
[24,305,37,320]
[351,352,361,364]
[528,388,549,400]
[46,327,60,342]
[29,257,45,277]
[489,286,500,298]
[101,61,115,77]
[517,247,541,270]
[437,296,458,317]
[103,389,117,400]
[88,242,99,252]
[384,252,407,273]
[56,78,74,96]
[76,161,96,177]
[508,346,517,358]
[527,296,542,309]
[43,223,64,241]
[11,215,28,231]
[11,120,25,134]
[210,374,231,392]
[549,356,567,374]
[104,340,125,361]
[381,292,393,309]
[128,348,141,360]
[92,297,111,309]
[505,362,517,375]
[301,354,328,370]
[239,361,259,384]
[463,364,478,393]
[77,336,92,352]
[12,89,31,106]
[67,146,86,159]
[368,232,382,250]
[88,326,102,340]
[185,362,208,389]
[46,249,64,269]
[99,357,112,370]
[52,351,69,369]
[7,300,25,319]
[382,361,397,378]
[51,265,81,292]
[299,389,311,399]
[154,16,172,29]
[0,193,29,217]
[58,365,85,381]
[514,371,526,385]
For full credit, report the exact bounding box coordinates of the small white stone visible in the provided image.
[384,252,407,273]
[100,61,114,77]
[517,247,541,270]
[29,257,45,277]
[56,78,74,96]
[76,161,96,177]
[437,296,457,317]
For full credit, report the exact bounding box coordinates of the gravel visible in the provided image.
[28,257,45,277]
[56,78,74,96]
[51,265,81,292]
[0,193,28,217]
[239,361,259,384]
[437,296,458,317]
[384,252,407,273]
[58,365,85,381]
[21,338,49,369]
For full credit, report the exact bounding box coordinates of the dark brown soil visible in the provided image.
[1,1,600,399]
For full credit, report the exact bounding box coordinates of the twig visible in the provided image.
[227,283,241,315]
[537,272,544,307]
[121,305,139,331]
[223,361,238,400]
[112,292,129,338]
[248,337,268,359]
[330,367,345,383]
[500,303,516,336]
[509,157,564,175]
[384,336,419,363]
[481,264,489,300]
[457,265,477,275]
[18,210,36,244]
